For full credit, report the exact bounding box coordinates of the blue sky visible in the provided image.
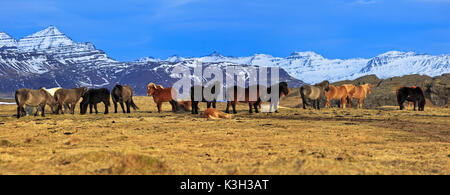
[0,0,449,61]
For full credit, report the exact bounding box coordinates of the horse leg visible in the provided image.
[254,103,259,113]
[119,101,126,113]
[89,104,93,114]
[126,101,131,113]
[317,99,320,110]
[341,97,347,109]
[170,100,176,113]
[248,103,253,114]
[414,100,417,111]
[113,101,118,113]
[207,102,212,109]
[157,102,162,113]
[225,101,230,113]
[302,97,307,109]
[232,101,237,114]
[212,101,216,108]
[325,98,330,108]
[191,101,197,114]
[94,104,98,114]
[41,105,46,117]
[72,103,77,114]
[17,105,22,119]
[104,101,109,114]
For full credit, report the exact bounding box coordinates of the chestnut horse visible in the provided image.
[300,80,330,110]
[348,84,372,109]
[325,85,348,108]
[147,83,178,113]
[203,108,231,119]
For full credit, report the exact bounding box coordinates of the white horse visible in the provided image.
[25,87,62,116]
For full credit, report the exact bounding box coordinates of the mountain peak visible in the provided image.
[0,31,17,48]
[206,51,223,57]
[377,51,416,58]
[289,51,324,59]
[18,25,75,51]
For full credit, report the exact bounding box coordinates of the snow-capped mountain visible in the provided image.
[0,32,17,48]
[0,26,304,97]
[169,51,450,84]
[17,26,75,51]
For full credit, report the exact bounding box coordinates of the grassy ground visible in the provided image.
[0,96,448,175]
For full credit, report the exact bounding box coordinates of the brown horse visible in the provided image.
[300,80,330,110]
[112,85,139,113]
[325,85,348,108]
[348,84,372,109]
[147,83,178,113]
[54,87,87,114]
[225,85,262,114]
[15,88,58,118]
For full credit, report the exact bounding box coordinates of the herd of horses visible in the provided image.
[13,81,426,119]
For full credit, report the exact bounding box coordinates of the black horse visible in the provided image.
[397,87,425,111]
[80,88,111,114]
[190,82,220,114]
[262,82,290,113]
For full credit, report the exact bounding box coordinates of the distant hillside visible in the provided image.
[333,74,449,108]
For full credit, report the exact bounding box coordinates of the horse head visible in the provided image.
[279,82,290,96]
[317,80,330,91]
[147,83,159,96]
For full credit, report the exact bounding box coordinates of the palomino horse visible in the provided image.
[147,83,178,113]
[325,85,348,108]
[54,87,87,114]
[260,82,290,113]
[15,88,58,118]
[397,86,425,111]
[348,84,372,109]
[112,85,139,113]
[190,82,220,114]
[300,80,330,110]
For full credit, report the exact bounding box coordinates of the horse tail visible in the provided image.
[130,98,139,110]
[15,90,20,105]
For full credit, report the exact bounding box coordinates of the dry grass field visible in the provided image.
[0,95,449,175]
